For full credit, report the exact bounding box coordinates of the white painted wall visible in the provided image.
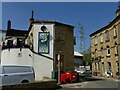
[33,53,53,80]
[0,30,6,45]
[1,48,33,65]
[33,24,54,58]
[0,23,54,81]
[1,48,53,81]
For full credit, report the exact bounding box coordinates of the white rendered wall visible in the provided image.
[33,24,54,58]
[1,48,33,65]
[33,53,53,80]
[1,48,53,81]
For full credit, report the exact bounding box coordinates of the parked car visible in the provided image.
[75,68,86,76]
[0,65,35,86]
[85,70,92,77]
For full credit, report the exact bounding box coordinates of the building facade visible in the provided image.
[1,11,74,80]
[74,51,83,68]
[27,20,74,72]
[90,7,120,78]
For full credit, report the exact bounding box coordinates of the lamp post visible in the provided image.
[57,51,61,85]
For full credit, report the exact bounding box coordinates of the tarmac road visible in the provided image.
[58,76,120,89]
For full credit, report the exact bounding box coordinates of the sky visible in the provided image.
[1,2,119,52]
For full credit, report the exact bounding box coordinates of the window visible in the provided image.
[3,66,31,74]
[95,63,97,71]
[41,26,47,32]
[98,63,100,71]
[94,36,98,45]
[116,61,119,72]
[7,40,13,48]
[106,31,110,41]
[100,33,103,43]
[102,62,105,74]
[115,43,118,55]
[95,49,97,58]
[101,47,104,56]
[107,46,110,56]
[113,26,117,38]
[107,62,111,73]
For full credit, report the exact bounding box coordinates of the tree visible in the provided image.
[83,47,91,66]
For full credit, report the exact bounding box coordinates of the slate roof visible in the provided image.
[28,20,74,33]
[6,29,28,37]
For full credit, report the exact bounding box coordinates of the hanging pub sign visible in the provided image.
[38,32,50,54]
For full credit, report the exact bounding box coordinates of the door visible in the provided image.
[60,55,64,72]
[55,54,64,72]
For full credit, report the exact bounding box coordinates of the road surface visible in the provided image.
[58,77,119,89]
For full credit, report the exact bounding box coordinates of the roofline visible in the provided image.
[9,29,27,31]
[90,14,120,37]
[28,20,74,33]
[33,20,74,27]
[74,55,83,57]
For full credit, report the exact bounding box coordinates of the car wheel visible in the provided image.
[21,80,29,83]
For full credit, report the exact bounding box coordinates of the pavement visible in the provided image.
[92,76,120,82]
[60,82,88,88]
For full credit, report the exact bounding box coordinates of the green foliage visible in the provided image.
[83,47,91,66]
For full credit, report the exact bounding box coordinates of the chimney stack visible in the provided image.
[29,10,34,25]
[7,20,11,30]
